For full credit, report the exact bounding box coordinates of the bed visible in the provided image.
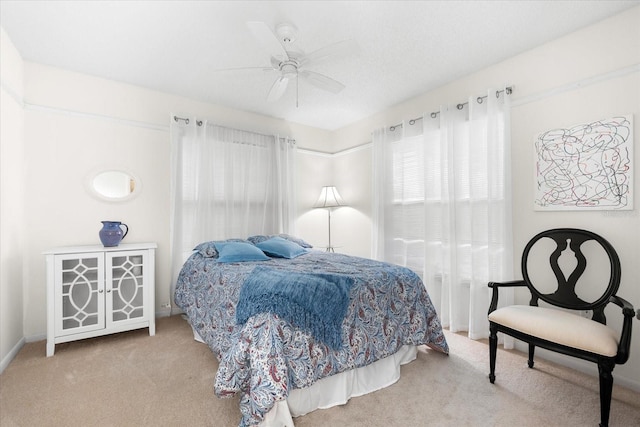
[174,235,449,427]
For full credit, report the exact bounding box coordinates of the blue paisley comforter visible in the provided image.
[174,251,449,427]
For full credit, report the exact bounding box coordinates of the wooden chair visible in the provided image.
[487,228,634,427]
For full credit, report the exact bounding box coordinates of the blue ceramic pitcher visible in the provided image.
[99,221,128,247]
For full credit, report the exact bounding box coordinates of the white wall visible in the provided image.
[331,145,373,259]
[0,27,25,372]
[296,150,335,248]
[296,145,372,258]
[331,6,640,388]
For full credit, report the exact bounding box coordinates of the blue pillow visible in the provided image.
[255,236,308,259]
[215,241,270,263]
[278,234,313,249]
[194,239,248,258]
[248,234,313,248]
[246,235,270,245]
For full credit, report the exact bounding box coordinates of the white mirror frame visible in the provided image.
[85,168,142,203]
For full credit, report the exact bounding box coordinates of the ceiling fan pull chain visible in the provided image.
[296,71,299,108]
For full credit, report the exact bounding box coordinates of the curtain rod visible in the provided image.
[172,115,295,143]
[389,86,513,131]
[173,115,203,126]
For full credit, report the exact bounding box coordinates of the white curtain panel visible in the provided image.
[169,118,297,302]
[373,89,514,343]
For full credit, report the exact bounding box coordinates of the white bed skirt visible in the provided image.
[190,324,417,427]
[261,344,418,426]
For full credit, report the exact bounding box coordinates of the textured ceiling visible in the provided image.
[1,1,638,130]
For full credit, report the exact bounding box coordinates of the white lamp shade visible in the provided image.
[313,186,346,208]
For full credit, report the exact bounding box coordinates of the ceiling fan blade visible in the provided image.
[270,56,282,69]
[301,39,359,66]
[299,70,345,94]
[211,66,276,73]
[267,76,290,103]
[247,21,289,61]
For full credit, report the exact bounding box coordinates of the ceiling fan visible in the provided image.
[221,21,358,106]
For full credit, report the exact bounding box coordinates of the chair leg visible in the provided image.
[597,360,614,427]
[489,325,497,383]
[528,343,535,368]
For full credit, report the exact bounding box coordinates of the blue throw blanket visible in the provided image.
[236,266,354,349]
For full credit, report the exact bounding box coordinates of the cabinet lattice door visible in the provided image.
[55,253,105,336]
[107,252,146,324]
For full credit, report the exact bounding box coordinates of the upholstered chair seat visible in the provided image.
[489,305,619,357]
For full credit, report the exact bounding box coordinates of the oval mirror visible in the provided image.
[87,170,141,202]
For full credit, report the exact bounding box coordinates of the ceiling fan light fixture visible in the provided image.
[281,63,298,78]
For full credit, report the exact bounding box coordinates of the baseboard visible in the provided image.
[514,342,640,392]
[155,308,172,318]
[154,307,184,317]
[614,372,640,392]
[0,336,25,374]
[21,310,175,348]
[25,333,46,343]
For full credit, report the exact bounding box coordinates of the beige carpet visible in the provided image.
[1,315,638,427]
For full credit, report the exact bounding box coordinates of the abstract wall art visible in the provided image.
[534,115,633,211]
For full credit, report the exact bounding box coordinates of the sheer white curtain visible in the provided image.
[373,89,513,342]
[169,117,297,300]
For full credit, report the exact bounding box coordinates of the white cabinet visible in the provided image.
[44,243,157,356]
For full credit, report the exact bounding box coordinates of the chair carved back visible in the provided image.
[521,228,621,324]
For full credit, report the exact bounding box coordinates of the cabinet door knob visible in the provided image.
[99,289,104,293]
